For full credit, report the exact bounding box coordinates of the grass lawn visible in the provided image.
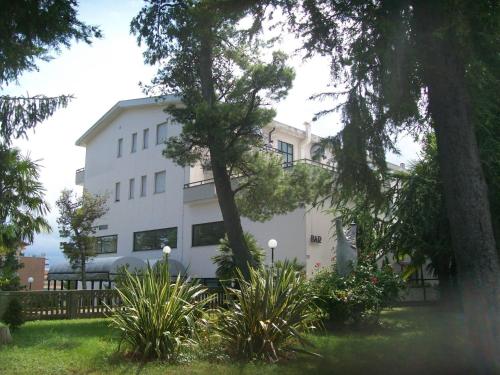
[0,307,473,375]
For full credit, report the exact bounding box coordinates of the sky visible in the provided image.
[6,0,421,266]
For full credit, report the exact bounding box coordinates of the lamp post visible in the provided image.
[267,239,278,267]
[162,245,172,262]
[27,276,34,291]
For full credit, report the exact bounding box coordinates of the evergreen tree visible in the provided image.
[131,0,295,278]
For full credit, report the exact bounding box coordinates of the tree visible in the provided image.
[0,0,101,145]
[213,232,265,282]
[258,1,500,368]
[56,189,108,289]
[131,0,295,278]
[0,146,50,290]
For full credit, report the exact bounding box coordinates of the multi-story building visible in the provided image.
[69,96,339,282]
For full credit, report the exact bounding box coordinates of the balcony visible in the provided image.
[75,168,85,186]
[183,159,332,204]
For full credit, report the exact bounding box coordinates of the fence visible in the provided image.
[0,288,227,321]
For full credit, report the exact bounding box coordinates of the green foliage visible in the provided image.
[0,0,101,145]
[310,262,403,327]
[1,297,25,330]
[274,258,305,274]
[212,232,264,281]
[109,263,211,361]
[214,263,321,362]
[0,146,50,254]
[235,152,332,222]
[56,189,108,288]
[0,251,22,291]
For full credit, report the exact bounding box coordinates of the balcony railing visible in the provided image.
[183,158,333,189]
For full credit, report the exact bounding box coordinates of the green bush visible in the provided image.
[214,263,321,362]
[109,262,211,361]
[1,297,25,330]
[309,262,404,327]
[212,232,265,282]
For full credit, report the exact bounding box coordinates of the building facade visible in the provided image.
[74,97,339,281]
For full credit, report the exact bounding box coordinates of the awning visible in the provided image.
[48,256,187,281]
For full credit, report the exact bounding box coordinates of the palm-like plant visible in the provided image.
[214,263,321,362]
[212,232,265,282]
[109,262,211,361]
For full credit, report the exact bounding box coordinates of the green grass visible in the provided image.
[0,307,473,375]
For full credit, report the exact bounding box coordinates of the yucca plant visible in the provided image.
[109,262,211,361]
[214,263,321,362]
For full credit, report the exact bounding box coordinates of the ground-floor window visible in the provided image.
[95,235,118,254]
[192,221,225,247]
[133,227,177,251]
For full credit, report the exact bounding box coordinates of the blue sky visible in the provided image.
[6,0,421,266]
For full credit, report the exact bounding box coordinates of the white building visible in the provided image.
[71,97,340,283]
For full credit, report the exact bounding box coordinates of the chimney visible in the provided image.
[304,121,312,141]
[400,162,406,170]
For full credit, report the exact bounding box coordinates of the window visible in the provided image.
[134,227,177,251]
[143,128,149,149]
[131,133,137,153]
[192,221,226,247]
[140,175,147,197]
[115,182,120,202]
[95,235,117,254]
[278,140,294,167]
[156,123,167,144]
[117,138,123,158]
[154,171,166,193]
[129,178,135,199]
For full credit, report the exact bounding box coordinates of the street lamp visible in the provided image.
[267,239,278,267]
[27,276,34,291]
[162,245,172,260]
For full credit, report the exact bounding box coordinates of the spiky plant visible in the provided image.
[214,263,321,362]
[109,262,211,361]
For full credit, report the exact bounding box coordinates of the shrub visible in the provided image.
[214,263,321,362]
[309,262,403,327]
[1,297,25,330]
[109,262,211,361]
[212,232,265,282]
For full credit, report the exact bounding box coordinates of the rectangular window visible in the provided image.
[115,182,120,202]
[95,235,118,254]
[278,140,294,167]
[117,138,123,158]
[131,133,137,153]
[143,128,149,149]
[133,227,177,251]
[140,175,147,197]
[129,178,135,199]
[154,171,166,193]
[192,221,226,247]
[156,123,167,144]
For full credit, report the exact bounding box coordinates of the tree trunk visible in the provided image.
[0,326,12,345]
[414,2,500,371]
[197,16,253,279]
[80,255,87,290]
[211,155,254,279]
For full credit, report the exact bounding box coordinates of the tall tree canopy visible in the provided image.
[131,0,299,278]
[260,0,500,369]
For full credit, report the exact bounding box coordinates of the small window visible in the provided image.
[140,175,147,197]
[278,140,294,167]
[117,138,123,158]
[156,123,167,144]
[154,171,166,194]
[143,128,149,149]
[115,182,120,202]
[129,178,135,199]
[131,133,137,153]
[133,227,177,251]
[95,235,118,254]
[192,221,226,247]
